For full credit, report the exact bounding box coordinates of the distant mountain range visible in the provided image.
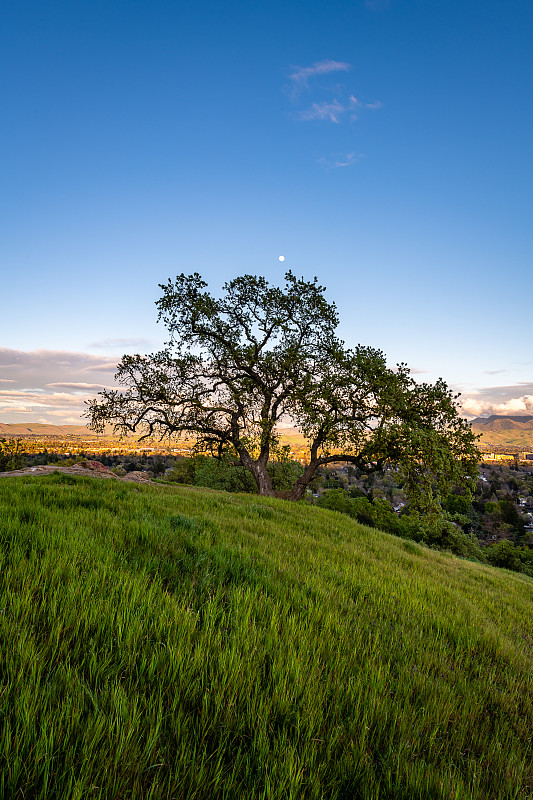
[2,416,533,453]
[470,415,533,430]
[469,416,533,450]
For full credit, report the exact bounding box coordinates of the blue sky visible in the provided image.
[1,0,532,424]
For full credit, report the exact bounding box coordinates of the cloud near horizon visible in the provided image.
[1,347,531,427]
[46,382,115,391]
[459,382,533,418]
[460,395,533,418]
[0,348,121,425]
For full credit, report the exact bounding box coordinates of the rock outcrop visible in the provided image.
[0,461,152,484]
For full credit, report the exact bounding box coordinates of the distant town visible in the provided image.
[1,419,533,465]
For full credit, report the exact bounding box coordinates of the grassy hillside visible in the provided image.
[1,474,532,800]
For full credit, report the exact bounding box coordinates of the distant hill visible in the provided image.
[0,422,90,437]
[2,416,533,454]
[470,415,533,430]
[470,415,533,451]
[0,422,308,446]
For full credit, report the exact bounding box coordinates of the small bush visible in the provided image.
[485,539,524,572]
[423,518,484,560]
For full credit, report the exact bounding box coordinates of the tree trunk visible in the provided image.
[275,458,321,501]
[237,444,276,497]
[252,461,276,496]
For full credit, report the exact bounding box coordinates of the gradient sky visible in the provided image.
[1,0,532,425]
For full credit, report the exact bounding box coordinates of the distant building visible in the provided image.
[481,452,533,463]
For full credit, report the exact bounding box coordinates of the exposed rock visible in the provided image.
[77,460,113,472]
[67,465,118,479]
[0,464,119,480]
[122,470,152,483]
[0,462,151,484]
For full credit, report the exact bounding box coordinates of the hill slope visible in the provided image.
[1,475,532,799]
[471,415,533,450]
[471,415,533,429]
[0,422,91,436]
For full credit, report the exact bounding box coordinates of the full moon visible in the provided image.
[278,255,285,261]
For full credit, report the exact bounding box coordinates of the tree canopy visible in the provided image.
[86,272,480,509]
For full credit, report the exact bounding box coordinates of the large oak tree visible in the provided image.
[86,272,479,510]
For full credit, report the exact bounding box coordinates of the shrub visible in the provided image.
[317,488,357,517]
[423,518,484,560]
[485,540,524,572]
[0,438,24,471]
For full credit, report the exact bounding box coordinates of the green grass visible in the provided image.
[1,472,532,800]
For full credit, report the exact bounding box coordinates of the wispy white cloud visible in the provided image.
[288,59,352,89]
[318,152,364,168]
[82,362,119,374]
[0,348,118,372]
[298,96,382,125]
[288,62,383,129]
[299,100,346,123]
[0,390,88,408]
[363,100,383,111]
[47,382,115,391]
